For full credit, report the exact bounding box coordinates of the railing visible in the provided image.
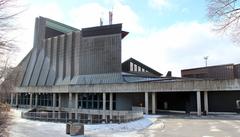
[21,108,143,124]
[132,106,145,113]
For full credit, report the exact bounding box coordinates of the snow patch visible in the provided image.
[9,109,160,137]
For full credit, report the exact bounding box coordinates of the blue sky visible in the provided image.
[14,0,240,76]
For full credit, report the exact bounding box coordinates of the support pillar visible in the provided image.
[102,92,106,122]
[152,92,156,114]
[52,93,56,119]
[110,93,113,122]
[145,92,148,114]
[69,93,72,120]
[10,93,13,106]
[58,93,61,119]
[196,91,201,116]
[16,93,18,106]
[29,93,33,108]
[75,93,78,119]
[35,94,38,107]
[204,91,208,115]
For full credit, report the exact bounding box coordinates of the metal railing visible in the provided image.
[21,108,143,124]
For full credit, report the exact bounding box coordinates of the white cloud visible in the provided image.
[122,22,240,76]
[13,1,64,65]
[13,1,240,78]
[68,1,143,33]
[148,0,170,10]
[68,3,107,29]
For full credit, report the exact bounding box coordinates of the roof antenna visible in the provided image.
[204,56,208,67]
[109,11,113,25]
[100,18,103,26]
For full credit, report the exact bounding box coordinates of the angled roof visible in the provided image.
[45,17,79,33]
[122,58,162,77]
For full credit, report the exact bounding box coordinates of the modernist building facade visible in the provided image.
[9,17,240,122]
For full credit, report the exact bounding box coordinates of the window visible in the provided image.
[130,62,134,71]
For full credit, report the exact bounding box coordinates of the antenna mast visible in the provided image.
[109,11,113,25]
[204,56,208,67]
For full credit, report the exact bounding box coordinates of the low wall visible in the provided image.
[21,108,143,124]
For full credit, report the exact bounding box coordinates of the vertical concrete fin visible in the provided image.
[74,31,81,76]
[18,51,31,86]
[56,35,65,84]
[46,37,58,85]
[21,49,38,86]
[29,48,45,86]
[65,33,72,80]
[52,37,58,84]
[71,32,75,79]
[37,40,50,86]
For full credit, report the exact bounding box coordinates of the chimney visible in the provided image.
[109,11,113,25]
[166,71,172,77]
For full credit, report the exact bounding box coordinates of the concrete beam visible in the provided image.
[197,91,201,116]
[145,92,148,114]
[16,79,240,94]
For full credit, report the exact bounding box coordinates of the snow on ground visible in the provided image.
[8,109,160,137]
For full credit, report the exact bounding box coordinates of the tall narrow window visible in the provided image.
[130,62,134,71]
[138,66,141,72]
[134,64,137,72]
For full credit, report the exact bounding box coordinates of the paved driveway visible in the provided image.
[88,115,240,137]
[135,115,240,137]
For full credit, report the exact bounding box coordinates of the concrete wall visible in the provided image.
[115,93,144,110]
[116,93,132,110]
[156,92,197,111]
[208,91,240,112]
[61,93,69,108]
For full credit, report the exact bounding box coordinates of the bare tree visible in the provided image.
[0,0,23,136]
[207,0,240,43]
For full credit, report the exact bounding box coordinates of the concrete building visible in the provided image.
[9,17,240,123]
[181,64,240,80]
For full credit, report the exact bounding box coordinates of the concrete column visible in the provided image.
[35,94,38,107]
[69,92,72,108]
[196,91,201,116]
[53,93,56,119]
[58,93,61,119]
[10,93,13,106]
[16,93,18,106]
[29,93,33,108]
[53,93,56,107]
[204,91,208,114]
[58,94,62,108]
[75,93,78,119]
[110,93,113,121]
[145,92,148,114]
[152,92,156,114]
[68,93,72,120]
[102,92,106,122]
